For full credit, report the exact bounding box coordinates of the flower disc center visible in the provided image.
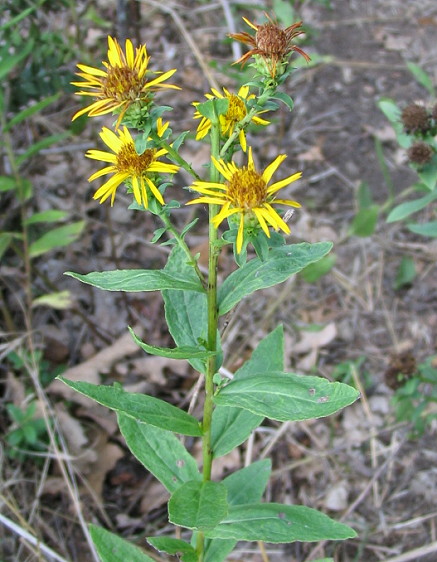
[256,24,288,55]
[116,142,155,175]
[104,67,147,101]
[228,168,267,208]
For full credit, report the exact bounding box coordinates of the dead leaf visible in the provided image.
[294,323,337,354]
[297,144,324,161]
[49,324,145,404]
[323,480,349,511]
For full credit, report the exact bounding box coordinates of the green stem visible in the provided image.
[151,132,201,180]
[196,120,221,562]
[158,211,206,288]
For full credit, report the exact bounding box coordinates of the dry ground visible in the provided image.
[1,0,437,561]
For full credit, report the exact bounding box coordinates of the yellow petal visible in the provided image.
[267,171,302,194]
[262,154,287,184]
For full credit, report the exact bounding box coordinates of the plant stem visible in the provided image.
[158,211,206,288]
[151,133,201,181]
[196,121,221,562]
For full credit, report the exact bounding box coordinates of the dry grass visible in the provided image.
[1,0,437,560]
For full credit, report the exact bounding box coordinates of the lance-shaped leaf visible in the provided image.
[118,414,201,493]
[214,372,359,422]
[65,268,204,293]
[89,524,155,561]
[147,537,197,562]
[212,326,284,457]
[129,327,215,360]
[203,460,271,562]
[163,246,213,373]
[58,378,202,436]
[168,480,228,531]
[205,503,357,542]
[218,242,333,315]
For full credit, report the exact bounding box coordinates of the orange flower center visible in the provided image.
[227,168,267,209]
[103,67,149,102]
[116,142,155,175]
[225,94,247,123]
[256,24,288,56]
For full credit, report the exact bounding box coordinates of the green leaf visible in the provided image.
[66,268,205,293]
[4,94,60,132]
[29,221,85,257]
[0,232,22,260]
[394,256,416,289]
[270,91,294,111]
[118,413,201,493]
[223,460,271,505]
[214,372,360,421]
[387,191,437,222]
[212,407,262,458]
[377,97,401,124]
[163,246,210,373]
[168,480,228,531]
[205,503,357,542]
[58,378,202,437]
[417,155,437,190]
[234,325,284,378]
[32,291,73,310]
[0,41,34,81]
[129,326,214,360]
[147,537,197,562]
[203,461,271,562]
[300,254,336,283]
[24,209,68,225]
[17,132,70,166]
[406,61,436,96]
[0,176,16,192]
[349,205,379,237]
[356,181,373,209]
[272,0,295,23]
[212,327,285,457]
[196,98,229,121]
[218,242,333,316]
[89,524,155,562]
[408,221,437,237]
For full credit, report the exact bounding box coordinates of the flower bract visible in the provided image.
[187,147,301,252]
[193,86,269,152]
[72,36,179,126]
[230,16,310,77]
[86,120,179,207]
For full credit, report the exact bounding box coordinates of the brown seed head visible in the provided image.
[256,24,289,58]
[384,351,417,390]
[401,103,430,134]
[407,141,434,165]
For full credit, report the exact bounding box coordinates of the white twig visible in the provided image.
[0,513,69,562]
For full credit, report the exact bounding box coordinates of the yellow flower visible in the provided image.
[193,86,269,152]
[187,147,301,252]
[86,119,179,207]
[72,36,179,126]
[229,17,310,77]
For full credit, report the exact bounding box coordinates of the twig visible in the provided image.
[0,513,69,562]
[383,541,437,562]
[140,0,219,90]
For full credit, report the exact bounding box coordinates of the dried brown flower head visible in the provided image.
[401,103,430,134]
[384,351,417,390]
[407,141,434,165]
[229,15,310,78]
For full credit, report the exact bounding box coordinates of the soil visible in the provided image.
[1,1,437,561]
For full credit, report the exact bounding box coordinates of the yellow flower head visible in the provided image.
[86,119,179,207]
[230,16,310,78]
[193,86,269,152]
[72,36,179,126]
[187,147,301,252]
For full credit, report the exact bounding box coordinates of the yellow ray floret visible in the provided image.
[86,121,179,207]
[187,147,301,252]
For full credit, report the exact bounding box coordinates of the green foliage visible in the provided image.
[392,356,437,436]
[394,256,416,289]
[5,401,48,460]
[218,242,333,315]
[89,525,155,562]
[205,503,356,542]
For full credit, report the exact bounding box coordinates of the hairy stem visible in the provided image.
[196,121,221,562]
